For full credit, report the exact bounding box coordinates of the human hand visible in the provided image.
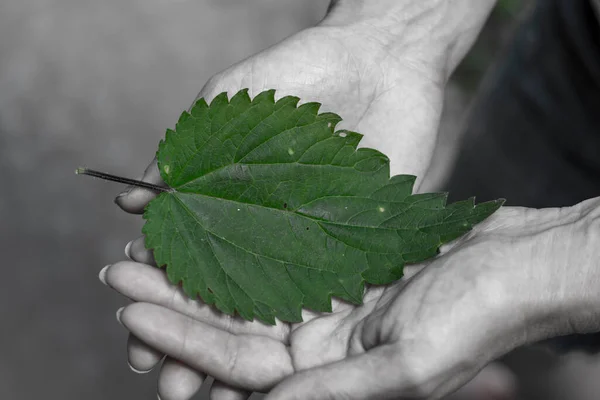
[108,193,600,399]
[116,3,465,221]
[115,0,504,210]
[105,204,539,400]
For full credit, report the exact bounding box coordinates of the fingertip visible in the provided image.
[104,260,170,303]
[114,158,165,214]
[114,187,158,214]
[119,302,160,332]
[129,236,157,266]
[104,260,137,293]
[128,334,165,373]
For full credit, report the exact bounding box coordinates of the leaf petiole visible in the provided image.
[75,167,172,193]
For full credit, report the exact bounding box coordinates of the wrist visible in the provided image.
[551,197,600,335]
[516,198,600,343]
[321,0,497,78]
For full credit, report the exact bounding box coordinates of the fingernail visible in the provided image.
[116,186,133,199]
[114,187,133,206]
[124,240,133,259]
[99,265,110,285]
[116,307,125,326]
[127,361,152,374]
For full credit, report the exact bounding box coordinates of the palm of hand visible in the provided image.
[197,25,444,178]
[285,283,387,372]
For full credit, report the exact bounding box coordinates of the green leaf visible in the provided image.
[142,89,504,325]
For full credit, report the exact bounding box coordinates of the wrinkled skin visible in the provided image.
[107,199,552,399]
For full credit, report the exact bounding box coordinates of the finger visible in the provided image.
[265,345,408,400]
[127,333,164,373]
[115,158,166,214]
[157,357,206,400]
[126,236,157,266]
[209,380,251,400]
[105,261,290,342]
[119,303,294,392]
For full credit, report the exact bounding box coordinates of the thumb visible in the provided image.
[264,345,417,400]
[114,158,167,214]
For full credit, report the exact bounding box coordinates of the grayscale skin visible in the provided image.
[109,180,600,400]
[104,1,600,399]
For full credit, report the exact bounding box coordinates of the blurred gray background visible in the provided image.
[2,1,599,399]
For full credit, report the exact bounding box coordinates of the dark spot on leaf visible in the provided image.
[306,227,309,230]
[207,288,214,294]
[283,203,287,209]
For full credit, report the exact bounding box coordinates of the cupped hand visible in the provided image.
[111,178,596,400]
[116,19,448,217]
[105,202,540,399]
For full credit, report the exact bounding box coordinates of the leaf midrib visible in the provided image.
[175,159,385,192]
[172,190,471,233]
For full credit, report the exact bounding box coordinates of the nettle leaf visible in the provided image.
[142,88,504,325]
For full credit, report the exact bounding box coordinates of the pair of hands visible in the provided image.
[100,7,589,399]
[103,206,523,400]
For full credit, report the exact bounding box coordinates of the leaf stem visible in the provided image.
[75,167,172,193]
